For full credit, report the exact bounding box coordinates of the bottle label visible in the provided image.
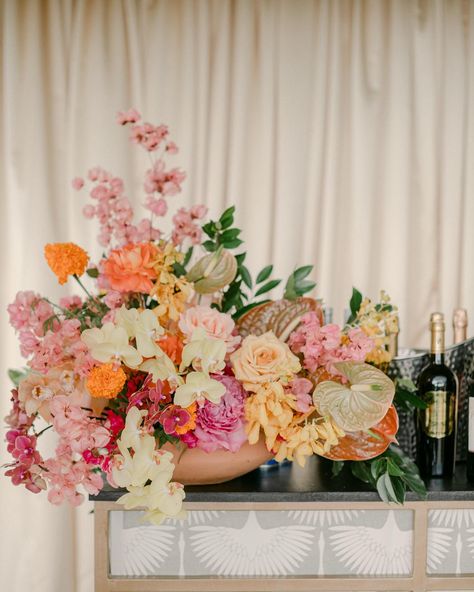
[469,398,474,453]
[423,390,455,439]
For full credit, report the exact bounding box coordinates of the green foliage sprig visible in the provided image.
[333,446,427,504]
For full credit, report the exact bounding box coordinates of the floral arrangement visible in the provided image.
[4,109,425,522]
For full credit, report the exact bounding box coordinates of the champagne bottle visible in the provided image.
[468,384,474,482]
[387,314,399,358]
[416,313,458,478]
[452,308,468,344]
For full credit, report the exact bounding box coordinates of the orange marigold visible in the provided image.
[44,242,89,284]
[86,363,127,399]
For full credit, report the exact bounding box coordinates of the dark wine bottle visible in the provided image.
[416,312,458,478]
[468,384,474,482]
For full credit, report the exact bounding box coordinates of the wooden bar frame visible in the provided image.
[95,500,474,592]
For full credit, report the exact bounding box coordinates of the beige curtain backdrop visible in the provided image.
[1,0,473,590]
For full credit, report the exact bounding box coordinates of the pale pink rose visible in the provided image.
[72,177,84,190]
[179,306,241,353]
[230,332,301,392]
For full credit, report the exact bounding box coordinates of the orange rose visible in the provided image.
[102,242,158,293]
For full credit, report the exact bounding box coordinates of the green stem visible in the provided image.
[35,425,53,438]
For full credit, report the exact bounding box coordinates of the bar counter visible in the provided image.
[93,458,474,592]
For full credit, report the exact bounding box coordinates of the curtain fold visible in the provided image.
[1,1,473,590]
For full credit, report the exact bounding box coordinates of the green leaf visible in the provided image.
[235,252,246,265]
[232,300,271,320]
[219,206,235,227]
[347,287,363,324]
[256,265,273,284]
[351,461,372,484]
[220,228,241,242]
[255,279,281,297]
[172,262,187,277]
[183,246,194,267]
[222,238,243,249]
[383,472,400,504]
[391,477,406,504]
[296,280,316,295]
[8,368,30,387]
[202,222,216,238]
[293,265,313,281]
[202,240,217,252]
[370,458,385,481]
[376,475,390,503]
[387,458,405,477]
[240,265,252,289]
[284,273,297,300]
[86,268,99,278]
[331,461,345,477]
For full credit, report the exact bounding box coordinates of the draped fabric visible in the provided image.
[1,1,473,590]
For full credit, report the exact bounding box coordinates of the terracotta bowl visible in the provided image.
[161,438,273,485]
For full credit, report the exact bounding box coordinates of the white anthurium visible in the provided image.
[81,322,142,368]
[146,473,186,517]
[120,407,148,449]
[112,435,174,488]
[134,309,165,358]
[174,371,226,408]
[140,352,182,386]
[180,328,227,375]
[312,361,395,432]
[114,306,140,339]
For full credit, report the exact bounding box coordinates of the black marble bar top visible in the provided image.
[92,457,474,503]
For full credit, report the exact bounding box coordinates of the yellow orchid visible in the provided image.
[115,306,165,357]
[274,419,345,467]
[180,328,227,375]
[81,322,142,367]
[146,472,186,516]
[174,371,226,408]
[244,381,300,450]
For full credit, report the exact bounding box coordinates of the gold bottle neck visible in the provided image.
[453,308,468,344]
[430,312,445,355]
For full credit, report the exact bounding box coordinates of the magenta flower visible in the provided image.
[6,431,40,468]
[159,405,192,436]
[194,374,248,453]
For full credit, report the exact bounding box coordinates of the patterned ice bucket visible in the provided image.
[387,337,474,461]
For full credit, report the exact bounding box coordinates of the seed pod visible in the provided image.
[186,248,237,294]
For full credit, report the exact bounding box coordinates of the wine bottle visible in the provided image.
[468,384,474,482]
[416,312,458,478]
[452,308,468,344]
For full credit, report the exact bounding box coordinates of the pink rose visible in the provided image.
[194,375,248,453]
[179,305,241,353]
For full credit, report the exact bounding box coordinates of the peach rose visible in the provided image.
[230,331,301,392]
[102,242,158,293]
[179,305,241,353]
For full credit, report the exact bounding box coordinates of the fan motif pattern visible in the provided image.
[427,509,474,574]
[107,508,474,577]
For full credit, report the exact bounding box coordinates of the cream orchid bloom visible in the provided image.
[117,484,151,510]
[120,407,148,449]
[115,307,165,357]
[174,371,226,408]
[134,309,165,357]
[180,328,226,374]
[140,352,182,385]
[146,473,186,516]
[114,306,140,338]
[81,322,142,368]
[112,435,174,488]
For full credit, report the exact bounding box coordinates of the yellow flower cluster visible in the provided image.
[150,242,192,322]
[245,382,302,450]
[352,290,398,366]
[274,418,345,467]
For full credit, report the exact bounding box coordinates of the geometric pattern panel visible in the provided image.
[427,509,474,576]
[109,509,414,577]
